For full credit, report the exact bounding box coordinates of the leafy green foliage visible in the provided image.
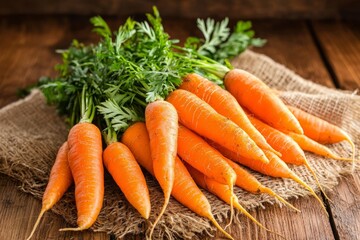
[185,19,266,64]
[38,7,265,134]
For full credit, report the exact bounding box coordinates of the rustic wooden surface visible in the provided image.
[0,16,359,240]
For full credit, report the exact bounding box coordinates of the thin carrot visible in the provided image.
[26,142,72,240]
[177,124,236,187]
[288,132,355,162]
[224,69,303,134]
[246,114,328,199]
[213,143,327,214]
[287,105,356,161]
[179,73,280,156]
[121,122,233,239]
[222,156,300,212]
[103,142,151,219]
[185,163,285,238]
[166,89,269,164]
[60,122,104,231]
[177,124,237,229]
[145,100,178,238]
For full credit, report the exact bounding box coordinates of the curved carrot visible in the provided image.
[121,122,233,239]
[103,142,150,219]
[177,124,236,187]
[224,69,303,134]
[287,105,356,161]
[222,156,299,212]
[145,100,178,238]
[185,163,283,237]
[166,89,269,164]
[26,142,72,240]
[246,114,330,200]
[214,144,327,214]
[60,122,104,231]
[179,73,280,156]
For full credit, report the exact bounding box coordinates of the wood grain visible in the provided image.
[311,20,360,240]
[312,20,360,90]
[0,174,109,240]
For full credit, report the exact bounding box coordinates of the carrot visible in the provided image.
[222,156,300,212]
[145,100,178,238]
[103,142,151,219]
[166,89,269,163]
[60,122,104,231]
[287,105,356,161]
[246,114,328,199]
[26,142,72,240]
[179,73,280,156]
[224,69,303,134]
[288,132,354,162]
[177,124,236,187]
[213,143,327,214]
[177,124,237,229]
[185,163,284,237]
[121,122,233,239]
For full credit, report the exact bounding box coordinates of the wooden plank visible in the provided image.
[312,20,360,90]
[312,20,360,240]
[0,174,109,240]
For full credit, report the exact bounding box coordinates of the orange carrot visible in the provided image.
[177,124,236,187]
[145,100,178,238]
[103,142,150,219]
[179,73,280,156]
[166,89,269,163]
[26,142,72,240]
[287,105,356,160]
[288,132,354,162]
[246,113,331,199]
[222,156,300,212]
[121,122,233,239]
[224,69,303,134]
[60,122,104,231]
[185,163,282,236]
[213,144,327,214]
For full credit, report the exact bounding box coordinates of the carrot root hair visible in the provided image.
[208,215,234,240]
[233,198,284,238]
[225,186,235,230]
[147,193,170,240]
[26,208,47,240]
[259,187,301,213]
[289,172,327,215]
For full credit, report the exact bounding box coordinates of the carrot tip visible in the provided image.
[260,187,301,213]
[59,227,85,232]
[26,208,47,240]
[147,193,170,239]
[208,215,234,240]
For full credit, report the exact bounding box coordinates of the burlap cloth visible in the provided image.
[0,50,359,239]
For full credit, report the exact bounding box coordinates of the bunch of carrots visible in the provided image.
[26,7,356,240]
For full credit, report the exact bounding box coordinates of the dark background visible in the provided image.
[0,0,359,20]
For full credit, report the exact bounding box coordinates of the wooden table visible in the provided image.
[0,16,359,240]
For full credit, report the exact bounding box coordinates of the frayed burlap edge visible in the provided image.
[0,50,359,239]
